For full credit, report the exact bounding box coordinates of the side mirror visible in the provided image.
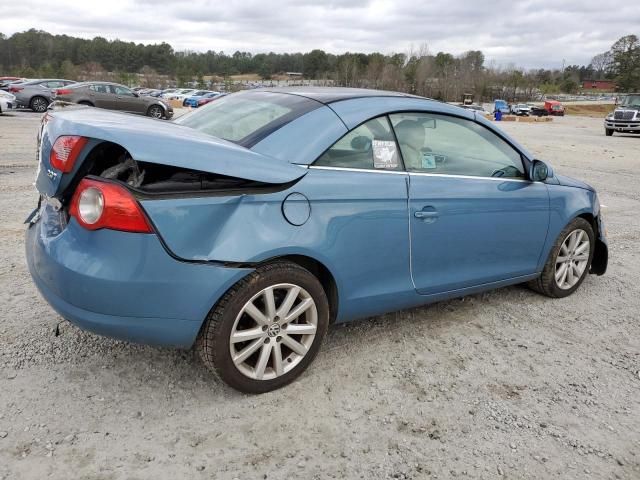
[531,160,550,182]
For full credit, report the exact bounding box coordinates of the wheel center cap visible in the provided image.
[267,323,281,338]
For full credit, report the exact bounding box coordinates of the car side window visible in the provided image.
[46,81,64,88]
[314,116,402,171]
[112,86,134,96]
[89,84,109,94]
[389,113,525,179]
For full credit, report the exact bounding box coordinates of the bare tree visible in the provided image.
[590,52,612,79]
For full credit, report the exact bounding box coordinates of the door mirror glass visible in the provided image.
[531,160,549,182]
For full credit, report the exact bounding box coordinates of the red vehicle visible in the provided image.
[544,100,565,116]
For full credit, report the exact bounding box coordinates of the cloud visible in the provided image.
[3,0,639,68]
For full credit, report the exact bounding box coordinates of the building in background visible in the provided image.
[581,79,617,91]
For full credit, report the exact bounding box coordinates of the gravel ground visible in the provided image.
[0,110,638,480]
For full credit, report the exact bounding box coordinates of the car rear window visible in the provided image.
[174,91,321,147]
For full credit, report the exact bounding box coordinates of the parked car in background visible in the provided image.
[10,78,76,112]
[198,92,227,107]
[161,88,195,100]
[460,104,488,116]
[493,99,510,114]
[171,89,199,101]
[604,93,640,136]
[530,105,549,117]
[182,90,214,106]
[544,100,565,116]
[0,76,23,88]
[53,82,173,119]
[510,104,531,116]
[0,90,16,114]
[159,88,180,99]
[184,91,220,107]
[26,88,607,393]
[139,89,159,95]
[0,78,27,91]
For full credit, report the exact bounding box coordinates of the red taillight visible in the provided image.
[69,178,153,233]
[50,135,87,173]
[56,88,73,95]
[9,86,23,93]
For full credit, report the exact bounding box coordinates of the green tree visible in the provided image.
[609,35,640,92]
[560,77,579,93]
[58,59,78,79]
[303,49,328,78]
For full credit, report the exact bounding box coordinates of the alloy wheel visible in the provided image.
[555,229,590,289]
[32,97,48,112]
[149,106,163,118]
[229,283,318,381]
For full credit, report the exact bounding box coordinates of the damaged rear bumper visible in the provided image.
[25,204,253,347]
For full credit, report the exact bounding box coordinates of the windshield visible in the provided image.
[620,95,640,108]
[174,91,321,147]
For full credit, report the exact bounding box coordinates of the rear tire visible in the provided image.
[78,101,94,107]
[198,261,329,393]
[528,217,594,298]
[30,96,49,113]
[605,128,614,136]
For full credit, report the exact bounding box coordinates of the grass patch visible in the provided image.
[565,103,615,117]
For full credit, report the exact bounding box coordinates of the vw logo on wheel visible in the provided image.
[267,323,281,337]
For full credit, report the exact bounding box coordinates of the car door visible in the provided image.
[307,115,412,319]
[87,84,115,108]
[111,85,145,113]
[389,112,549,295]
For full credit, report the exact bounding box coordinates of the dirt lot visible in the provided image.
[0,111,638,480]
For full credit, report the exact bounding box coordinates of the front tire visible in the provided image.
[529,217,594,298]
[198,262,329,393]
[30,96,49,113]
[605,128,614,136]
[147,105,164,118]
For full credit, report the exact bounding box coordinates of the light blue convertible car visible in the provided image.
[26,88,608,393]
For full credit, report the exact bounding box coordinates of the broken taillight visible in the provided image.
[50,135,87,173]
[69,178,153,233]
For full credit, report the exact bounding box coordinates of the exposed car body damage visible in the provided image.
[39,105,308,192]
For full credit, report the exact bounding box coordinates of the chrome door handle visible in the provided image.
[414,211,438,218]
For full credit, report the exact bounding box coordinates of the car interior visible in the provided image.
[316,113,525,179]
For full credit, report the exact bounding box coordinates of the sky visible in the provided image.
[3,0,639,69]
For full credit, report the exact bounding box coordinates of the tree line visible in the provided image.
[1,29,638,100]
